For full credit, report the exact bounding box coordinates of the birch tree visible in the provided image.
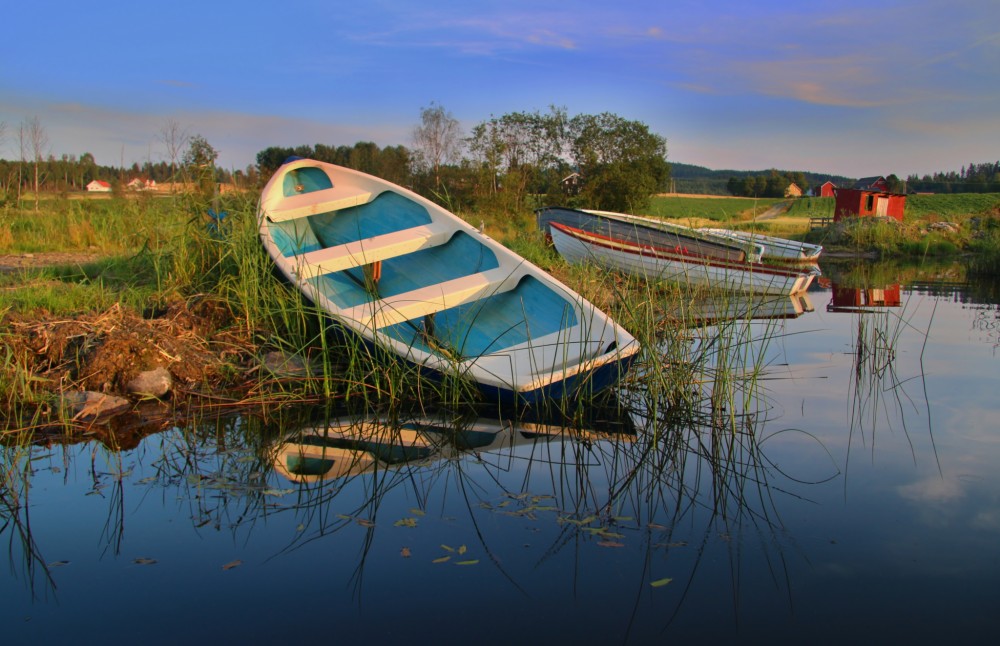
[412,103,462,189]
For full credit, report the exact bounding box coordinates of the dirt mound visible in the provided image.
[7,298,254,395]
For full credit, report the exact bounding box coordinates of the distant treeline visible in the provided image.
[668,163,853,197]
[904,161,1000,193]
[0,156,242,198]
[673,161,1000,196]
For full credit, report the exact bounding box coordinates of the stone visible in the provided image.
[126,367,174,397]
[261,351,316,377]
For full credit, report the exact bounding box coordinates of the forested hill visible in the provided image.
[668,162,854,196]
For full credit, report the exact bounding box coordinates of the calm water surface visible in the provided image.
[4,265,999,644]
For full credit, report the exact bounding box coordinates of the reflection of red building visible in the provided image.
[827,285,902,312]
[833,188,906,222]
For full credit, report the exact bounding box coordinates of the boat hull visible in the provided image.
[550,222,815,296]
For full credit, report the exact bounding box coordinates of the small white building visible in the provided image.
[86,180,112,192]
[127,178,157,191]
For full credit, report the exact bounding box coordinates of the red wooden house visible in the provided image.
[816,181,836,197]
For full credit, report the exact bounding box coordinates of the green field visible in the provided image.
[646,196,784,223]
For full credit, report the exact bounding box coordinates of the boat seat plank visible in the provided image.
[293,222,454,279]
[266,188,375,222]
[343,267,519,329]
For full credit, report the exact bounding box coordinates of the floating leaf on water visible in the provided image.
[440,544,455,552]
[48,560,70,567]
[457,545,467,555]
[409,508,426,516]
[598,530,625,539]
[394,518,418,528]
[432,556,451,564]
[136,476,158,485]
[222,560,243,571]
[666,541,687,548]
[400,547,412,558]
[613,516,634,522]
[337,514,353,521]
[650,577,674,588]
[133,557,158,565]
[262,488,293,497]
[478,502,492,509]
[496,500,511,508]
[596,540,625,548]
[186,474,203,485]
[296,524,305,532]
[647,523,668,531]
[356,518,375,528]
[455,560,479,566]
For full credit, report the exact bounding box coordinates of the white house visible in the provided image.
[86,180,112,192]
[127,178,156,191]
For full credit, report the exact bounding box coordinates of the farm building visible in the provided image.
[853,176,888,192]
[833,186,906,222]
[561,172,582,195]
[785,182,803,197]
[815,181,836,197]
[127,178,156,191]
[86,180,112,192]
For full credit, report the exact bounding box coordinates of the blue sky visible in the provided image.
[2,0,998,178]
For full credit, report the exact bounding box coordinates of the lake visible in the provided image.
[3,260,999,644]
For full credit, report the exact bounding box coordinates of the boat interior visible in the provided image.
[262,170,606,369]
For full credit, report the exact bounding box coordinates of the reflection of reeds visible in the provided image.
[1,441,55,597]
[845,295,937,473]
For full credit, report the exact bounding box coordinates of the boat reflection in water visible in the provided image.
[674,291,814,327]
[271,407,636,484]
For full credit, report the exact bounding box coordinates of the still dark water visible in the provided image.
[4,263,999,644]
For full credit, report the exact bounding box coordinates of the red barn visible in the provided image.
[816,181,836,197]
[833,187,906,222]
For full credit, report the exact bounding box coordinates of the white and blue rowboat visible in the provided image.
[549,222,817,296]
[701,228,823,263]
[257,158,639,405]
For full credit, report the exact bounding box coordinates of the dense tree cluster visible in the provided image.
[726,170,809,198]
[259,107,670,213]
[256,142,412,189]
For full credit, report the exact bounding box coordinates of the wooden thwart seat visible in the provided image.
[266,187,375,222]
[293,222,454,280]
[342,267,519,329]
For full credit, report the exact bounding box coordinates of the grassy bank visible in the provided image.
[0,192,789,443]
